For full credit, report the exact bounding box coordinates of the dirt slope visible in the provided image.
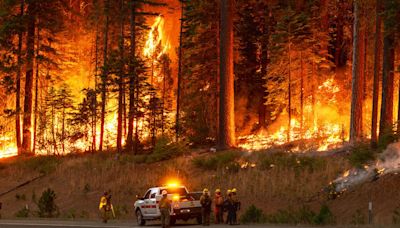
[0,151,398,225]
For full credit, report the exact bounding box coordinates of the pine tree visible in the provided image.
[218,0,236,149]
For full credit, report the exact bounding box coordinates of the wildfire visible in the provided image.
[144,16,170,59]
[239,78,347,152]
[0,135,18,158]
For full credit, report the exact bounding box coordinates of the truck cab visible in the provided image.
[134,185,202,226]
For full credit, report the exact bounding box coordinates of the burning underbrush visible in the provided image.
[238,78,350,153]
[328,142,400,198]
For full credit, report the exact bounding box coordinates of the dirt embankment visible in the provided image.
[0,150,398,225]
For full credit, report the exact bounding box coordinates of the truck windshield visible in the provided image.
[160,187,188,196]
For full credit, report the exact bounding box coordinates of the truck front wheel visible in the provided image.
[136,210,145,226]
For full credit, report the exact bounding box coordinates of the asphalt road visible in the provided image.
[0,220,394,228]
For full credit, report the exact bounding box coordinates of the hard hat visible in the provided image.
[162,190,168,195]
[227,189,232,194]
[215,189,221,193]
[203,188,209,193]
[232,188,237,193]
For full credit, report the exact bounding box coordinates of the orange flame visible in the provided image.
[239,78,348,152]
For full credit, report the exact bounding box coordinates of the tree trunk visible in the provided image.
[33,22,40,154]
[379,20,395,139]
[22,1,36,155]
[16,0,24,155]
[127,0,136,152]
[335,0,344,69]
[218,0,236,150]
[350,1,364,143]
[258,6,269,129]
[371,0,382,147]
[176,1,184,142]
[300,51,304,136]
[99,0,110,152]
[61,108,65,154]
[117,0,124,153]
[287,41,292,142]
[92,23,99,153]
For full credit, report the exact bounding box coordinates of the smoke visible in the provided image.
[332,142,400,193]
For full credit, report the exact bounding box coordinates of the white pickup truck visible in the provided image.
[134,185,202,226]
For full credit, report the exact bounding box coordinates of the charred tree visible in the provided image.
[117,0,125,153]
[99,0,110,152]
[16,0,24,155]
[258,6,270,129]
[22,1,36,155]
[176,1,184,142]
[379,0,395,141]
[33,22,40,154]
[127,0,136,153]
[218,0,236,150]
[371,0,382,147]
[350,0,364,143]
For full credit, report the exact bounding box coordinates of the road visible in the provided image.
[0,220,393,228]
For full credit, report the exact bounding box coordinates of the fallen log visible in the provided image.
[0,175,45,198]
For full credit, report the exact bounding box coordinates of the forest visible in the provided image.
[0,0,400,158]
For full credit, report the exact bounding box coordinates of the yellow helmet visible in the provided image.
[215,189,221,193]
[203,188,209,193]
[227,189,232,194]
[232,188,237,193]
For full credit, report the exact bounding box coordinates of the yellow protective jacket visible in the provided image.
[99,196,107,210]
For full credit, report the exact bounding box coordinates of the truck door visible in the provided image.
[147,189,158,215]
[142,190,151,215]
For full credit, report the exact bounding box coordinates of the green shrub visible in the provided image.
[348,144,376,168]
[15,206,29,218]
[192,150,241,170]
[240,205,266,224]
[313,204,334,225]
[266,209,298,224]
[37,188,58,217]
[145,137,188,163]
[265,205,334,225]
[378,126,396,151]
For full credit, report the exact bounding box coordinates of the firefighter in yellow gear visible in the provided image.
[200,188,212,226]
[214,189,224,224]
[159,190,171,228]
[99,192,109,223]
[231,188,240,225]
[224,189,235,225]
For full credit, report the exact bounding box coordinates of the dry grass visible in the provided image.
[0,150,393,225]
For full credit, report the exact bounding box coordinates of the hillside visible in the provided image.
[0,149,399,225]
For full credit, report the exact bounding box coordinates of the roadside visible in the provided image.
[0,219,398,228]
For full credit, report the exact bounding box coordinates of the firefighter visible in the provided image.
[231,188,241,225]
[200,188,212,226]
[214,189,224,224]
[159,190,171,228]
[224,189,235,225]
[99,191,109,223]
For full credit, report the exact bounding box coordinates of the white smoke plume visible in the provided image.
[332,142,400,193]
